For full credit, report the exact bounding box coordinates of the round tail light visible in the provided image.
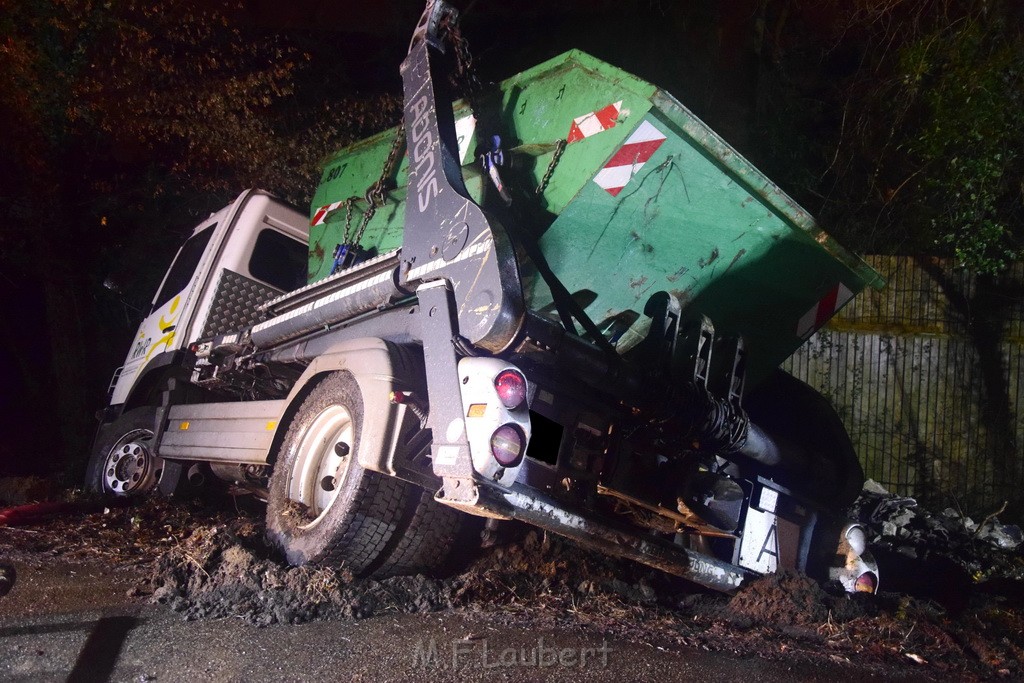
[845,525,867,556]
[494,369,527,409]
[490,424,525,467]
[855,571,877,593]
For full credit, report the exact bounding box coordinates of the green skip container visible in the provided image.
[308,50,883,384]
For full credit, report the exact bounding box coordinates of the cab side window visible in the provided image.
[248,229,308,292]
[153,225,215,311]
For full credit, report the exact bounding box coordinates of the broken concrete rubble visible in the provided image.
[975,516,1024,550]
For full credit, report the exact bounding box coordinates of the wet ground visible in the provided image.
[0,495,1020,681]
[0,576,898,683]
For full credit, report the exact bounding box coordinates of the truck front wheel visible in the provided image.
[265,370,412,572]
[86,407,170,496]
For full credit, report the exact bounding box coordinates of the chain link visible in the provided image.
[336,11,475,259]
[348,121,406,248]
[442,17,482,113]
[443,17,566,202]
[536,139,567,196]
[341,196,358,243]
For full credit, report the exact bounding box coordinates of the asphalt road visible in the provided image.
[0,556,925,682]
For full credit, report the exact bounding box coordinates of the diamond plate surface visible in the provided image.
[201,269,282,338]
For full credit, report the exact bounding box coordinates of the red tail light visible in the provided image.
[490,424,525,466]
[494,369,527,409]
[855,572,877,593]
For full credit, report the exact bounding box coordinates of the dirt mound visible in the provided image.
[145,517,682,627]
[140,482,1008,632]
[138,513,1024,678]
[451,529,669,607]
[149,518,457,625]
[724,570,872,630]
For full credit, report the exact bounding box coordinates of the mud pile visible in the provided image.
[149,518,457,625]
[723,570,872,630]
[145,517,681,627]
[449,529,670,607]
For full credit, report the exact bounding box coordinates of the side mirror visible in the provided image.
[103,275,124,294]
[101,274,144,316]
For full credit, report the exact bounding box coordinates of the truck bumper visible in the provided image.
[437,481,748,594]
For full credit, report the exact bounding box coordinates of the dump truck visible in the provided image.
[90,1,883,593]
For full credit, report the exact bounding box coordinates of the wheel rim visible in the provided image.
[287,404,355,529]
[103,428,163,495]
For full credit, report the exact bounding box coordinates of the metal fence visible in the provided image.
[783,256,1024,520]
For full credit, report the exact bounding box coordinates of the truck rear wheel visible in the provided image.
[266,370,413,572]
[368,489,479,578]
[744,369,864,510]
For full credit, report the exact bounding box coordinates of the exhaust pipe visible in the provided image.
[676,385,842,505]
[186,464,206,488]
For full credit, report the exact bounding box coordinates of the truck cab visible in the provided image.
[109,191,309,408]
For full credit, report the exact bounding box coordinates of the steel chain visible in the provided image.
[536,138,567,196]
[341,196,358,244]
[438,6,595,348]
[335,10,474,260]
[444,18,566,200]
[351,121,406,248]
[443,18,482,112]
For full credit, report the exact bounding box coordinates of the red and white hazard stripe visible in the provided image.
[455,114,476,163]
[592,120,667,197]
[567,101,622,143]
[796,283,854,338]
[310,201,345,227]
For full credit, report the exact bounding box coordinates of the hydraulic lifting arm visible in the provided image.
[398,0,525,354]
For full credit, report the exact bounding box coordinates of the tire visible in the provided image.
[368,489,480,578]
[86,407,175,496]
[265,371,412,572]
[744,369,864,510]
